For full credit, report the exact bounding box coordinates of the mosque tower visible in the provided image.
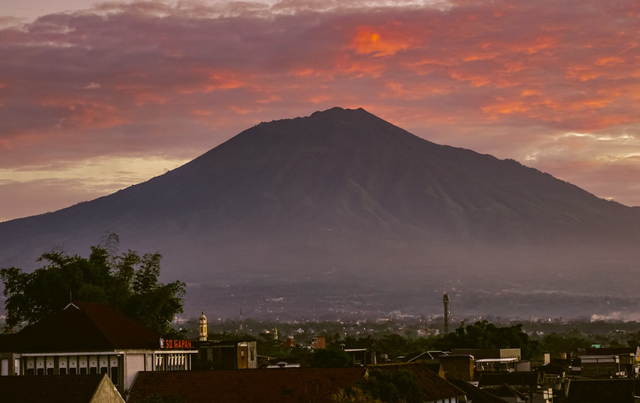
[199,312,208,342]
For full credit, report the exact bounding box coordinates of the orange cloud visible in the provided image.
[3,0,640,217]
[350,26,416,57]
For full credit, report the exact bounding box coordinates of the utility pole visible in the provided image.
[443,293,450,334]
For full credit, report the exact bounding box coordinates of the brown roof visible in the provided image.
[368,363,466,401]
[487,385,528,399]
[567,379,638,403]
[0,374,121,403]
[0,302,161,353]
[449,379,509,403]
[585,347,640,356]
[128,367,368,403]
[479,372,545,388]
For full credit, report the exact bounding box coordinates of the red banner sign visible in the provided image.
[161,339,192,349]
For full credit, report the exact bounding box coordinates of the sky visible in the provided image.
[1,0,640,222]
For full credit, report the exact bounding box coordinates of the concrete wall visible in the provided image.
[91,375,125,403]
[124,354,145,391]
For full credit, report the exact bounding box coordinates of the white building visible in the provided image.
[0,302,196,394]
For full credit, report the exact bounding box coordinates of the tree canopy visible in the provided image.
[311,348,354,368]
[0,233,185,336]
[433,320,541,359]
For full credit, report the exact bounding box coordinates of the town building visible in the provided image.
[0,302,197,394]
[580,347,640,378]
[0,373,124,403]
[191,313,258,370]
[128,364,469,403]
[452,348,527,373]
[479,372,552,403]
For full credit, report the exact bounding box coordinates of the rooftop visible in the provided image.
[0,302,161,353]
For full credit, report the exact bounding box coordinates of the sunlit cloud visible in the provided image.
[1,0,640,221]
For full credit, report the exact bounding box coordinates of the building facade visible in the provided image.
[0,302,196,394]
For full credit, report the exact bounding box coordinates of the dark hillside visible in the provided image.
[1,107,639,306]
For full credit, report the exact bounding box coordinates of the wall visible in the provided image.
[124,354,145,391]
[90,375,125,403]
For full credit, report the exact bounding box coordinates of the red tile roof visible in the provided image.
[0,302,161,353]
[129,367,369,403]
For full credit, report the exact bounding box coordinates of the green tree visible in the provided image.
[358,369,424,403]
[0,233,185,335]
[434,320,542,359]
[311,348,353,368]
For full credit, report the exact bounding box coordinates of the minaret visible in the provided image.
[199,312,208,342]
[443,293,450,334]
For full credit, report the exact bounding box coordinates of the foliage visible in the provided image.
[134,394,184,403]
[434,320,542,359]
[0,233,185,335]
[357,369,424,403]
[311,348,354,368]
[332,388,382,403]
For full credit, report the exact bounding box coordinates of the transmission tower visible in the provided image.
[443,293,450,334]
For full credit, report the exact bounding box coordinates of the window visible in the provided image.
[100,367,108,375]
[46,368,54,375]
[69,368,77,375]
[59,368,67,375]
[37,368,44,375]
[80,367,87,375]
[27,369,35,376]
[89,367,97,374]
[110,367,119,386]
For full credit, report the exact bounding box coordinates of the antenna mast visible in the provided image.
[443,293,450,334]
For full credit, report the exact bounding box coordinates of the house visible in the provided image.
[449,379,509,403]
[311,335,326,349]
[485,384,529,403]
[404,350,450,364]
[0,302,197,394]
[440,354,475,381]
[479,372,552,403]
[453,349,524,373]
[0,373,124,403]
[566,379,640,403]
[344,348,375,365]
[128,367,370,403]
[370,363,468,403]
[193,338,258,370]
[581,347,640,378]
[129,364,469,403]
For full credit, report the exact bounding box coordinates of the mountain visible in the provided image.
[2,107,640,317]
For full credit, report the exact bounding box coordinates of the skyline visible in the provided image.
[1,0,640,222]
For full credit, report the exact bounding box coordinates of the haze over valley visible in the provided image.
[2,108,639,320]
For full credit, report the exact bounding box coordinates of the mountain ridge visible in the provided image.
[1,107,639,297]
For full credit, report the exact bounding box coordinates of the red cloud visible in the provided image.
[1,0,640,221]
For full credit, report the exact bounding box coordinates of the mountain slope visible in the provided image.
[1,107,639,287]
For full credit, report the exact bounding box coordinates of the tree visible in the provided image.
[357,369,424,403]
[311,348,353,368]
[0,233,185,336]
[433,320,542,359]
